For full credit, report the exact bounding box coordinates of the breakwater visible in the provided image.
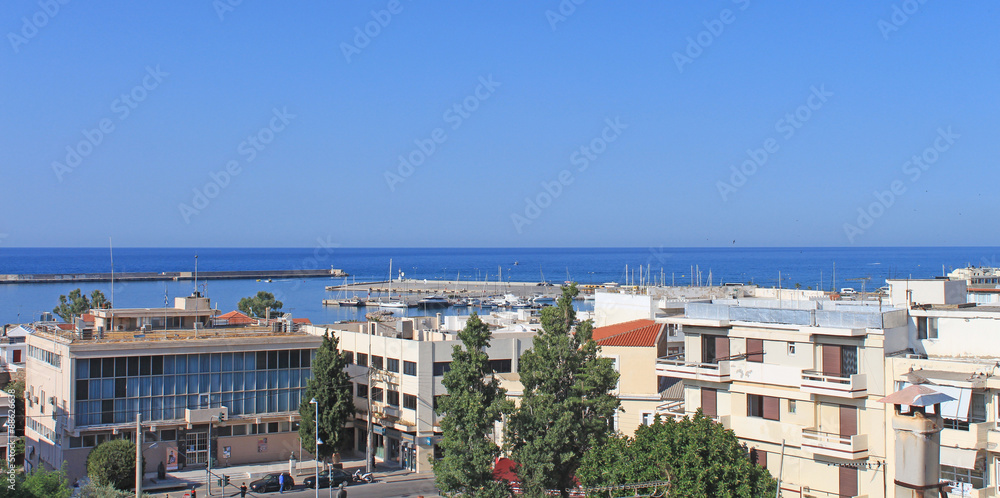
[0,269,348,284]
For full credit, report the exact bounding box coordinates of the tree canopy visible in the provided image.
[505,284,620,497]
[299,331,355,460]
[0,466,73,498]
[577,411,777,497]
[52,289,108,322]
[237,291,283,318]
[86,439,141,490]
[433,312,513,498]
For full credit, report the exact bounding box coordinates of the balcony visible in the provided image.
[656,399,685,418]
[801,429,868,459]
[800,370,867,398]
[942,421,991,450]
[656,358,730,383]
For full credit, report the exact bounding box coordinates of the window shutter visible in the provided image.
[757,449,767,469]
[839,465,858,497]
[839,405,857,437]
[762,396,780,421]
[823,344,841,376]
[701,388,717,418]
[746,339,764,363]
[715,336,729,361]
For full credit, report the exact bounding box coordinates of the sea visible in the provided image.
[1,247,997,325]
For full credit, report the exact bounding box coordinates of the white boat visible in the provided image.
[417,295,450,308]
[379,259,408,308]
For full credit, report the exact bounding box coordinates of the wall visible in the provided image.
[594,292,654,327]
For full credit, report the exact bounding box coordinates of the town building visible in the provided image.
[24,294,320,482]
[313,314,537,472]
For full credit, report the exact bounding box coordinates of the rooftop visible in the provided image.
[593,319,663,347]
[31,323,310,345]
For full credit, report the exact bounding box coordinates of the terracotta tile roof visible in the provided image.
[592,319,662,347]
[292,318,311,324]
[215,310,252,324]
[81,313,95,322]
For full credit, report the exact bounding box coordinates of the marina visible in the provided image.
[0,268,348,284]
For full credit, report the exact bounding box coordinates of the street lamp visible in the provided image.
[310,397,321,498]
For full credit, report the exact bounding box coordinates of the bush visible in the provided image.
[86,440,142,490]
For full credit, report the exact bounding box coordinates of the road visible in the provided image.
[153,474,440,498]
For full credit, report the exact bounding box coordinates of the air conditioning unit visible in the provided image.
[49,397,56,406]
[905,353,927,359]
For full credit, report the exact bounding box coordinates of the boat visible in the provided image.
[337,297,365,307]
[450,298,469,307]
[378,259,408,308]
[417,295,450,308]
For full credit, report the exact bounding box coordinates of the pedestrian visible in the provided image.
[337,482,348,498]
[240,482,248,497]
[278,473,285,493]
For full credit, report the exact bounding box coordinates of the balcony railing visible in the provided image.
[801,429,868,459]
[800,370,867,398]
[656,400,685,418]
[655,358,731,382]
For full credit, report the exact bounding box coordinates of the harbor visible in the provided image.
[322,279,583,309]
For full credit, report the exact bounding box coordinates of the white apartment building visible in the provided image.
[311,316,536,472]
[658,295,909,497]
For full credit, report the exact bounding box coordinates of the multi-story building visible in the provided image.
[592,319,672,434]
[24,294,321,481]
[314,316,536,472]
[0,324,30,380]
[658,295,908,497]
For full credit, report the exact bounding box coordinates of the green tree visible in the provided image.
[86,439,141,490]
[53,289,107,322]
[237,291,284,318]
[299,332,355,461]
[433,312,513,498]
[505,284,620,497]
[577,411,777,497]
[21,465,72,498]
[78,480,133,497]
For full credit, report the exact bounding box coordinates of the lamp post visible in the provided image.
[310,398,321,498]
[135,414,142,497]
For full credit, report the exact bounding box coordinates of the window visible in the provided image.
[217,426,232,437]
[386,358,399,373]
[701,388,717,418]
[371,387,383,403]
[751,448,766,469]
[787,342,796,355]
[356,353,368,367]
[403,394,417,410]
[746,339,763,363]
[489,359,513,373]
[941,464,985,490]
[747,394,780,421]
[969,392,987,423]
[433,362,451,376]
[917,316,938,340]
[371,356,383,371]
[641,412,654,426]
[356,384,368,399]
[788,399,796,414]
[160,430,176,441]
[387,390,399,407]
[403,361,417,376]
[344,351,354,364]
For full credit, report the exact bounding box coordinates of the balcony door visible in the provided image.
[839,405,857,438]
[822,345,858,377]
[702,335,729,364]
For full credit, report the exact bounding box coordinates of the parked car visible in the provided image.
[839,287,856,295]
[303,469,353,489]
[249,472,295,493]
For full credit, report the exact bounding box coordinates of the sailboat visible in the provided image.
[378,259,408,309]
[337,276,366,307]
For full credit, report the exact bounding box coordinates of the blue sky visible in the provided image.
[1,1,997,247]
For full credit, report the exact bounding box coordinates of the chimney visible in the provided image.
[878,385,951,497]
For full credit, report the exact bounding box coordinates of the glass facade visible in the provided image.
[74,349,314,426]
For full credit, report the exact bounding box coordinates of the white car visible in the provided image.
[840,287,856,295]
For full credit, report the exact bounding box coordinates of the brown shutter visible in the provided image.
[762,396,780,421]
[839,465,858,497]
[701,387,717,418]
[758,450,767,469]
[823,344,841,376]
[746,338,764,362]
[716,336,729,361]
[839,405,857,437]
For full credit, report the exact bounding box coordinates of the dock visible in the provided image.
[0,269,348,284]
[326,279,566,299]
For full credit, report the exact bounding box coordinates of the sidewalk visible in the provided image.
[143,456,431,495]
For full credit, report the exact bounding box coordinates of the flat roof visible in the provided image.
[31,325,314,345]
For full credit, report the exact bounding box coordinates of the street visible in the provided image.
[153,473,440,498]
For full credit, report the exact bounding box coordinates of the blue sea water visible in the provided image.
[0,247,997,325]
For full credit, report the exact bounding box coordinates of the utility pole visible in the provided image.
[135,414,142,497]
[367,322,374,475]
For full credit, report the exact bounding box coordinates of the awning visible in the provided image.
[899,382,972,421]
[941,446,983,470]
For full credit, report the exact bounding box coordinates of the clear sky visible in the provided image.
[1,2,997,248]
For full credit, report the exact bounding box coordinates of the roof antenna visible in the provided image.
[109,236,114,309]
[194,254,199,297]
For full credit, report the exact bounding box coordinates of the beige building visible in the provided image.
[24,295,321,482]
[658,296,908,497]
[313,317,536,472]
[592,319,675,435]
